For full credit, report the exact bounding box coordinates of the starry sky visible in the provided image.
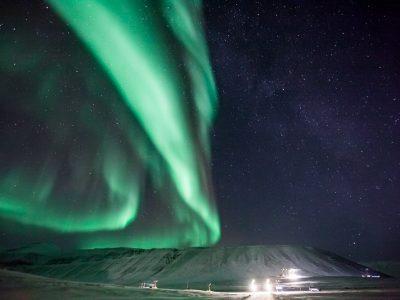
[205,0,400,261]
[0,0,399,262]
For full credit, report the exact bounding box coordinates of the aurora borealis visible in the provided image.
[0,0,220,248]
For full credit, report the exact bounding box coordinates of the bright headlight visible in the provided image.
[249,279,257,292]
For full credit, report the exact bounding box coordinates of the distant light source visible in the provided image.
[287,268,301,280]
[249,279,257,292]
[264,278,273,293]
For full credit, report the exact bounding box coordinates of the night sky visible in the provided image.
[205,0,400,261]
[0,1,399,262]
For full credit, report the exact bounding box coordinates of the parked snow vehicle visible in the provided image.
[140,280,158,289]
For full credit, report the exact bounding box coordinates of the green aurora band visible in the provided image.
[0,0,220,248]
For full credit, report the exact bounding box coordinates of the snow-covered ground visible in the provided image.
[1,269,400,299]
[0,269,227,299]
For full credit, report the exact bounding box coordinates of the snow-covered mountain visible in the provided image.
[0,245,385,287]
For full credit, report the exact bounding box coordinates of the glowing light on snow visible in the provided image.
[249,279,258,292]
[287,268,302,280]
[264,278,273,293]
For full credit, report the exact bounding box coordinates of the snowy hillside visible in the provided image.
[0,245,385,287]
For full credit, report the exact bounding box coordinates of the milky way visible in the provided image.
[0,0,220,248]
